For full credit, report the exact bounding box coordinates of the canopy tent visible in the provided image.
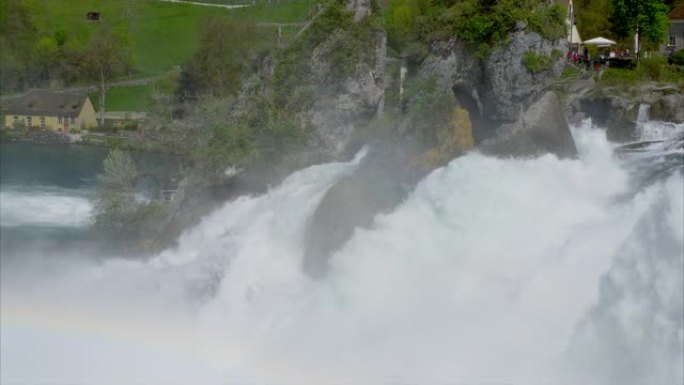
[583,36,616,47]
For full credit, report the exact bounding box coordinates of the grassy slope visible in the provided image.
[34,0,313,110]
[36,0,313,76]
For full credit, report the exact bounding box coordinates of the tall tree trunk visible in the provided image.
[99,66,106,127]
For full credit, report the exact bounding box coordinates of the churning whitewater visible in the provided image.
[0,186,93,228]
[1,121,682,385]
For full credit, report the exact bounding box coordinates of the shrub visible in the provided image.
[670,49,684,66]
[637,55,668,80]
[522,51,552,74]
[599,68,640,85]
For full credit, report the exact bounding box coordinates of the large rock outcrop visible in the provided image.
[480,90,577,158]
[419,31,575,158]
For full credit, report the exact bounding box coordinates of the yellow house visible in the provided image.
[2,90,98,132]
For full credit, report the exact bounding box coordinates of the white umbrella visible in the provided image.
[583,36,617,47]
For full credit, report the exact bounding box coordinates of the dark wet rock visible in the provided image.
[480,90,576,158]
[303,145,424,278]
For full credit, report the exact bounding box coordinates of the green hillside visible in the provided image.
[30,0,313,76]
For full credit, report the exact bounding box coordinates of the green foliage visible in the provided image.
[522,51,553,74]
[273,0,380,111]
[670,50,684,66]
[178,17,271,99]
[575,0,614,41]
[611,0,669,44]
[599,57,684,85]
[384,0,432,50]
[0,0,314,93]
[0,0,41,91]
[93,149,169,242]
[599,68,641,85]
[80,23,133,82]
[93,149,139,234]
[393,0,567,57]
[636,55,668,80]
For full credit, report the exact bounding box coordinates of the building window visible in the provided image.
[27,116,32,127]
[70,116,75,124]
[40,117,45,128]
[58,116,62,123]
[669,35,676,47]
[13,116,18,124]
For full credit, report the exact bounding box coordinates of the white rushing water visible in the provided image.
[0,186,93,228]
[1,121,682,385]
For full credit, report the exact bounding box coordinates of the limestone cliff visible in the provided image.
[418,31,576,158]
[231,0,386,161]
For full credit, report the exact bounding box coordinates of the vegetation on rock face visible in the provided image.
[522,51,554,74]
[272,0,381,110]
[384,0,566,57]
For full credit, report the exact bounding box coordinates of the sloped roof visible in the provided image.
[669,4,684,20]
[1,90,90,117]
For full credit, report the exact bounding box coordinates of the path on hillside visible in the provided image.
[157,0,253,9]
[0,76,163,101]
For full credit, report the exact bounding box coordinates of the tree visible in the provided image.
[33,36,61,83]
[81,23,132,127]
[0,0,40,91]
[611,0,669,54]
[576,0,614,40]
[93,149,139,235]
[178,17,269,100]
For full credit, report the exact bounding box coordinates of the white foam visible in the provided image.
[1,125,682,385]
[0,186,93,228]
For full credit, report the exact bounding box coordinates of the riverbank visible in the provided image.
[0,127,178,154]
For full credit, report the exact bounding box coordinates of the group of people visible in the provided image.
[566,47,633,70]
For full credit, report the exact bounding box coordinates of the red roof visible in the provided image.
[669,4,684,20]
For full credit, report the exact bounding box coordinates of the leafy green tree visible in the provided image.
[611,0,669,48]
[93,149,139,235]
[80,23,132,126]
[178,17,269,100]
[575,0,614,40]
[33,36,61,83]
[0,0,40,91]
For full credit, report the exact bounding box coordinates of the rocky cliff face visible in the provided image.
[306,30,386,157]
[232,0,386,161]
[419,31,575,158]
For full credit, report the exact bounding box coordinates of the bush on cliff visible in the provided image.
[522,51,553,74]
[385,0,566,56]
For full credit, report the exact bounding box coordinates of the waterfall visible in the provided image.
[1,122,682,385]
[637,103,651,123]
